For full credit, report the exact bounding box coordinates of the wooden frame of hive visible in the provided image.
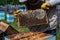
[18,9,48,27]
[5,32,53,40]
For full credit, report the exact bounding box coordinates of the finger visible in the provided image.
[14,14,18,16]
[41,5,46,9]
[46,7,49,9]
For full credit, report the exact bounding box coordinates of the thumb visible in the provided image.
[46,7,49,9]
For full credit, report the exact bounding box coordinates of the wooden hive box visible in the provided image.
[18,9,48,27]
[4,32,52,40]
[0,22,19,35]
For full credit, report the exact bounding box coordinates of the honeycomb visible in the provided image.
[10,32,52,40]
[18,9,48,27]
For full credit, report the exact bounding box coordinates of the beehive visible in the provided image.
[8,32,52,40]
[18,9,48,27]
[0,22,19,35]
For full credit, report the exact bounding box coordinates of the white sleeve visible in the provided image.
[19,0,27,2]
[48,0,60,6]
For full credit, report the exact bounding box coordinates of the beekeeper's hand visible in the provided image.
[41,2,51,9]
[0,22,9,32]
[14,10,21,17]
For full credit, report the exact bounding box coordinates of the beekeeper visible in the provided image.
[14,0,60,33]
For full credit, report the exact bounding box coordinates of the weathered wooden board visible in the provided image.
[0,22,19,35]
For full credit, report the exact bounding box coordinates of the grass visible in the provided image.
[56,27,60,40]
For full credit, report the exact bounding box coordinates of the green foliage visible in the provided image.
[0,0,7,5]
[7,0,19,5]
[0,0,24,5]
[7,0,24,5]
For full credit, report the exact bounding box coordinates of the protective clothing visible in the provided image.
[19,0,27,2]
[41,0,60,30]
[41,2,51,9]
[49,0,60,6]
[41,0,60,9]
